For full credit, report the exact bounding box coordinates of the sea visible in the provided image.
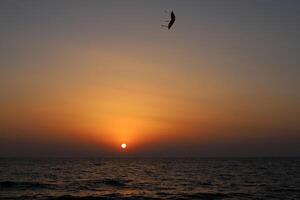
[0,158,299,200]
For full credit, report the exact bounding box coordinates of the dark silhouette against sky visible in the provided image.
[161,10,175,29]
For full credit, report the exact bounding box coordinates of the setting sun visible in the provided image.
[121,143,127,149]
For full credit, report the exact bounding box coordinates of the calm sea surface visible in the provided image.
[0,158,299,200]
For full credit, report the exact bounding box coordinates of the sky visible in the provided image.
[0,0,299,157]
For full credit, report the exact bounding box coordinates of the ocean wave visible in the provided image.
[179,192,228,199]
[72,178,130,191]
[88,178,128,187]
[39,195,160,200]
[102,179,127,187]
[0,181,54,190]
[196,181,212,186]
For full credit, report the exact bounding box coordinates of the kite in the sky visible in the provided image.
[161,10,176,29]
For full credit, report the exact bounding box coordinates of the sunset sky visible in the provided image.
[0,0,299,157]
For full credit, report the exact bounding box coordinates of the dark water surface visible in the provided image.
[0,158,299,199]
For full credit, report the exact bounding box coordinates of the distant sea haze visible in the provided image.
[0,158,299,199]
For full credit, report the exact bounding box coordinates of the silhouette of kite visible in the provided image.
[162,10,176,29]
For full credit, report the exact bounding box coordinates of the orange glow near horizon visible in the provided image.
[0,1,299,156]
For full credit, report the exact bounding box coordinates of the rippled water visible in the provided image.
[0,158,299,199]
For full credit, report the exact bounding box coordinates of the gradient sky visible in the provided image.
[0,0,299,157]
